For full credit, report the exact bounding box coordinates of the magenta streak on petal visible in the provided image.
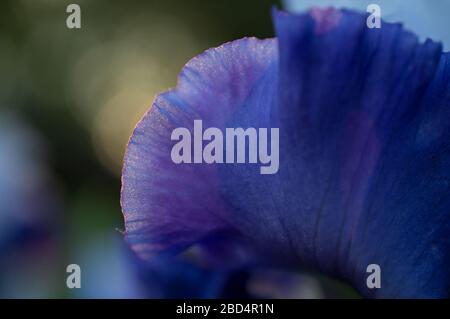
[309,7,342,35]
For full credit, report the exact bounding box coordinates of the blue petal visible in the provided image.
[121,38,277,258]
[121,9,450,298]
[271,8,447,298]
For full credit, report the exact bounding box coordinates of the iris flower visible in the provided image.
[121,8,450,298]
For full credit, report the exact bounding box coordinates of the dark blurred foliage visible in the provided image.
[0,0,279,194]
